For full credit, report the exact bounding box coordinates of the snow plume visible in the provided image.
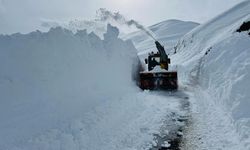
[96,8,157,41]
[40,19,61,28]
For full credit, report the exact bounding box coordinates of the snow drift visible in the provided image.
[171,0,250,148]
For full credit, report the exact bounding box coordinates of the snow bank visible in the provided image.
[0,24,140,149]
[172,0,250,148]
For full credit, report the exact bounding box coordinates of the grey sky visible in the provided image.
[0,0,245,34]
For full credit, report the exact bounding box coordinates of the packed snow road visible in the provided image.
[148,90,190,150]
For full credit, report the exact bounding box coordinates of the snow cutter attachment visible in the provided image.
[140,72,178,90]
[139,41,178,90]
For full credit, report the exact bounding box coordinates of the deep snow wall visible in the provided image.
[0,24,139,148]
[172,0,250,147]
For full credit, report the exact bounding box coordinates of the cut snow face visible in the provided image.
[0,24,139,149]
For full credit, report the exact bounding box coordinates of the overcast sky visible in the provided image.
[0,0,245,34]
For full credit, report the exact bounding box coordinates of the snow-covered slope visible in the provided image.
[170,1,250,149]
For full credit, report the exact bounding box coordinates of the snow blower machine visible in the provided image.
[140,41,178,90]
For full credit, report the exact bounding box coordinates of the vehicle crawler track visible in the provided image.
[140,72,178,90]
[149,91,190,150]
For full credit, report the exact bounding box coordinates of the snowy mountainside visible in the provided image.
[170,1,250,149]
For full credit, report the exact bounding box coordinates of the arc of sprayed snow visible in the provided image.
[127,20,157,41]
[96,8,157,41]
